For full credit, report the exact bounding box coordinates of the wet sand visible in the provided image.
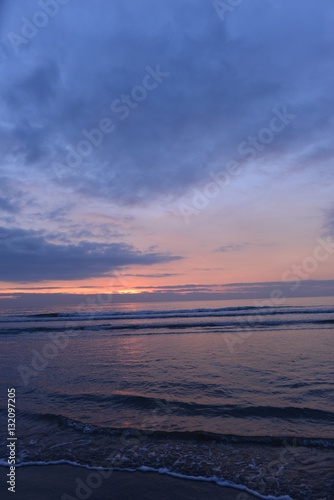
[2,465,260,500]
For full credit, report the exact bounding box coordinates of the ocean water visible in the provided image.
[0,297,333,499]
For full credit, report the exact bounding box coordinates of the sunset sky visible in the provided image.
[0,0,334,306]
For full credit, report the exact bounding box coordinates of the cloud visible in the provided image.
[0,177,23,214]
[129,279,334,297]
[0,196,16,213]
[1,0,333,210]
[123,273,181,278]
[215,243,250,253]
[0,227,182,282]
[191,267,225,271]
[2,280,334,309]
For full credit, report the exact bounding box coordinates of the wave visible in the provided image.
[43,393,334,422]
[1,305,334,324]
[0,408,331,499]
[2,407,333,445]
[1,317,334,336]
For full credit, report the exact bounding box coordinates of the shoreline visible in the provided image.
[0,464,284,500]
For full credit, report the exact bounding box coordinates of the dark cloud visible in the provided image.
[0,177,29,215]
[0,196,16,213]
[2,280,334,310]
[134,283,215,291]
[1,0,333,208]
[0,227,182,282]
[132,280,334,296]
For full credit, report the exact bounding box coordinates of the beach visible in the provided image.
[3,465,260,500]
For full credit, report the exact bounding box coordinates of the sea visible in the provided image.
[0,296,333,499]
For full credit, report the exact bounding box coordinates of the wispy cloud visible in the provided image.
[123,273,182,278]
[215,243,250,253]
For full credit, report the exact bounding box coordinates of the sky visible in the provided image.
[0,0,334,307]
